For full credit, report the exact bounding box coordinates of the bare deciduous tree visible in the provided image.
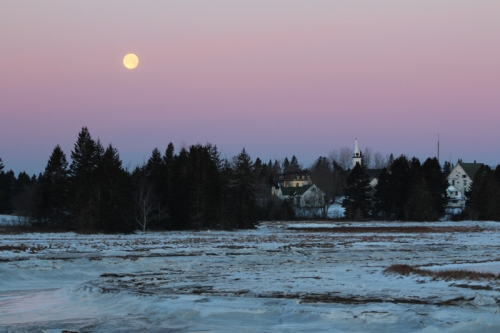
[362,147,373,169]
[134,176,158,232]
[373,152,386,169]
[330,147,352,170]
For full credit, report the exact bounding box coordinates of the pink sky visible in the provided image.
[2,1,500,174]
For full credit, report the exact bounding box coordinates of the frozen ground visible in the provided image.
[2,221,500,332]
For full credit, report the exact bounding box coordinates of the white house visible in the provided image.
[447,162,483,196]
[273,184,325,208]
[446,185,465,209]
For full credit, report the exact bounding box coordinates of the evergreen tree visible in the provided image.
[310,156,333,217]
[373,167,392,218]
[421,157,448,218]
[0,158,12,214]
[37,145,70,227]
[289,155,300,172]
[231,148,258,228]
[69,127,100,231]
[405,159,439,221]
[187,144,220,229]
[144,148,167,227]
[442,161,453,175]
[217,158,235,229]
[406,175,436,221]
[342,163,371,220]
[162,143,175,226]
[282,157,290,173]
[387,155,412,220]
[96,144,134,232]
[467,165,500,221]
[169,147,192,229]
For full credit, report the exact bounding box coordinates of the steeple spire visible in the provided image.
[352,138,362,168]
[354,138,360,155]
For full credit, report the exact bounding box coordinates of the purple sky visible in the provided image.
[2,1,500,175]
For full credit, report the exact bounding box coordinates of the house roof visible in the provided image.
[447,185,463,198]
[280,184,312,196]
[459,162,483,179]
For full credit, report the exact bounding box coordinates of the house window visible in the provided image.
[462,175,466,178]
[296,183,299,187]
[311,187,316,192]
[464,180,467,187]
[452,180,455,186]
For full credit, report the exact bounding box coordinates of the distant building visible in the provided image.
[273,184,325,208]
[352,139,382,187]
[278,170,312,188]
[447,161,483,196]
[353,138,362,168]
[271,171,324,208]
[446,185,465,209]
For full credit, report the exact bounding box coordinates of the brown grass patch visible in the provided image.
[288,226,484,234]
[384,264,499,281]
[0,244,28,251]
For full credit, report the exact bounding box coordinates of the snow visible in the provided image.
[0,214,21,226]
[2,221,500,332]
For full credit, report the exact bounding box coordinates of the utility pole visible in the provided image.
[437,133,440,163]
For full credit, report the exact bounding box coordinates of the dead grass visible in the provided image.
[384,264,499,281]
[288,226,485,234]
[0,244,28,251]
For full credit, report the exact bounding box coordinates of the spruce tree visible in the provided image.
[96,144,134,232]
[387,155,412,220]
[231,148,258,228]
[373,167,392,218]
[170,147,192,229]
[422,157,448,218]
[406,161,438,221]
[467,165,500,221]
[342,163,371,220]
[69,127,99,231]
[290,155,300,172]
[0,158,12,214]
[38,145,70,228]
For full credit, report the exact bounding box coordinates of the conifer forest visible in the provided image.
[1,127,500,233]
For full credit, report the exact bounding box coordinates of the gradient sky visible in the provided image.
[2,1,500,175]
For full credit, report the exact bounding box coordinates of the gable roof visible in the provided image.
[280,184,312,196]
[459,162,484,179]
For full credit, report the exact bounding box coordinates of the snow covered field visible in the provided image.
[2,221,500,332]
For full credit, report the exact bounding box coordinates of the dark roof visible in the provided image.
[280,184,312,196]
[459,162,484,179]
[279,170,310,180]
[281,170,309,176]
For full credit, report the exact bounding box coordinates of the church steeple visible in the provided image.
[352,138,362,168]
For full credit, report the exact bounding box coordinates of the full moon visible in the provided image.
[123,53,139,69]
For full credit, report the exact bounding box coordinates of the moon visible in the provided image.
[123,54,139,69]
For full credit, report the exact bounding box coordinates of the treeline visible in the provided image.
[466,164,500,221]
[3,128,500,228]
[343,156,449,221]
[342,155,500,221]
[0,127,299,232]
